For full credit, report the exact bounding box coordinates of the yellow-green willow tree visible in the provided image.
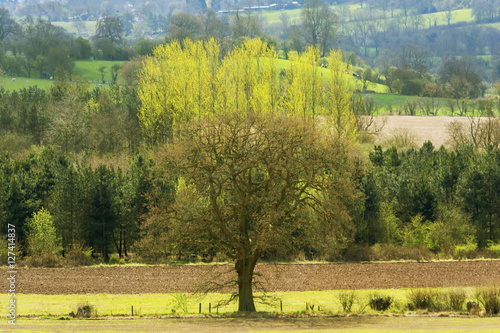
[138,38,357,144]
[282,47,324,119]
[324,49,357,138]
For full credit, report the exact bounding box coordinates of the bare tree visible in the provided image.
[143,112,358,312]
[301,0,339,56]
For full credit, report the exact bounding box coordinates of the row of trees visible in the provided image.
[0,146,151,263]
[138,38,356,145]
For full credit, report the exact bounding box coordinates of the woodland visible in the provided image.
[1,0,500,312]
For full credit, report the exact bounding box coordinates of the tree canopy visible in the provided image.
[141,111,358,311]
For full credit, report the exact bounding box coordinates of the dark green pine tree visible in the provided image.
[49,166,83,253]
[82,165,119,262]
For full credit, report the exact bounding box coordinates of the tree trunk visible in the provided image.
[236,258,257,312]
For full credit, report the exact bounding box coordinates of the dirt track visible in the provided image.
[3,261,500,294]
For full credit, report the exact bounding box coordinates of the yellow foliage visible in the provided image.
[138,39,357,145]
[324,49,357,139]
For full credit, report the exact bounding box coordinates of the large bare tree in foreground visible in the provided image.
[143,112,358,312]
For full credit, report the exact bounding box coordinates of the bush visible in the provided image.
[25,252,61,268]
[487,242,500,258]
[407,288,440,311]
[383,128,417,150]
[338,290,356,312]
[65,244,94,266]
[475,285,500,315]
[109,254,120,265]
[343,245,373,262]
[369,295,392,311]
[71,303,96,318]
[453,241,478,260]
[370,244,435,261]
[445,288,467,311]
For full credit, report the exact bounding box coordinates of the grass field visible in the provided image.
[0,287,482,317]
[72,60,126,83]
[0,77,53,91]
[262,7,474,27]
[0,60,126,91]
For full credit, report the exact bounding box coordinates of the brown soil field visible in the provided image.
[373,115,470,148]
[3,261,500,295]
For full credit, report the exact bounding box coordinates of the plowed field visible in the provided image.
[3,261,500,294]
[375,115,469,148]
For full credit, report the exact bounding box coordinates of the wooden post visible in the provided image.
[199,303,202,314]
[280,300,283,312]
[209,303,211,313]
[131,306,133,316]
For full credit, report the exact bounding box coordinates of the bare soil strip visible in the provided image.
[2,261,500,295]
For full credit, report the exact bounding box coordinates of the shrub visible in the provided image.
[487,242,500,258]
[370,244,434,261]
[445,288,467,311]
[71,303,96,318]
[383,128,417,150]
[453,241,478,260]
[170,293,190,313]
[26,252,61,268]
[369,295,392,311]
[343,245,373,262]
[407,288,440,311]
[65,244,94,266]
[108,254,120,265]
[338,290,356,312]
[475,285,500,315]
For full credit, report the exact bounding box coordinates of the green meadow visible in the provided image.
[0,60,126,91]
[72,60,126,83]
[0,288,478,317]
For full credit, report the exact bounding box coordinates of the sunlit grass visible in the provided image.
[0,77,52,91]
[1,287,479,317]
[72,60,126,83]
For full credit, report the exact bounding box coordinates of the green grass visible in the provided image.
[0,288,477,317]
[72,60,126,83]
[0,77,53,91]
[369,94,456,115]
[0,60,126,91]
